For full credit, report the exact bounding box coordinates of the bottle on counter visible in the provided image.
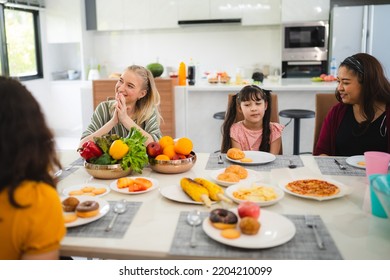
[330,58,338,77]
[187,58,196,86]
[178,62,186,86]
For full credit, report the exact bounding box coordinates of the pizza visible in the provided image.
[285,179,340,197]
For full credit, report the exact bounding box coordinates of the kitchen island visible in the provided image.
[175,78,338,154]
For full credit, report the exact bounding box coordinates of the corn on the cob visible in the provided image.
[180,178,211,207]
[194,177,233,203]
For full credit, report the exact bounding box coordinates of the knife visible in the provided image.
[334,159,346,170]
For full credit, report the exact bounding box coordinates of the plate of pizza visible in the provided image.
[278,178,350,201]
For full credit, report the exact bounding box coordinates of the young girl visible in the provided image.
[80,65,162,147]
[221,85,284,155]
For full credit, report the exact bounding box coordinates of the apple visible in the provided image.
[320,73,327,79]
[238,201,260,219]
[146,142,162,157]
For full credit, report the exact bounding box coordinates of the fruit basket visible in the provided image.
[149,151,197,174]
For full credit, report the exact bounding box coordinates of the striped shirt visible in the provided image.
[81,100,162,141]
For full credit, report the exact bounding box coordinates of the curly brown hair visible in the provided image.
[0,76,61,208]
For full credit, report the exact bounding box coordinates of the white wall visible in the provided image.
[91,25,282,79]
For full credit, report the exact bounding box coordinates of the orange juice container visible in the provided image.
[178,62,187,86]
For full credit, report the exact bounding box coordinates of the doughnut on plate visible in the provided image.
[61,196,110,228]
[202,209,296,249]
[226,151,276,165]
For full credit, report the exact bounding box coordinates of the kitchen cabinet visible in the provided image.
[178,0,242,21]
[92,79,176,137]
[96,0,178,30]
[241,0,281,26]
[45,0,81,43]
[282,0,330,23]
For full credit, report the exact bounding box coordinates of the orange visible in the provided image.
[163,144,177,159]
[155,154,170,161]
[159,136,174,150]
[174,137,193,155]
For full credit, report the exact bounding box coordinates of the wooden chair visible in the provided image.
[313,93,339,153]
[222,93,282,154]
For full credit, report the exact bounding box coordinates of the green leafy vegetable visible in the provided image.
[93,134,120,153]
[121,127,148,173]
[90,153,116,165]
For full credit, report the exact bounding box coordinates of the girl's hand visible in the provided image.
[116,93,129,123]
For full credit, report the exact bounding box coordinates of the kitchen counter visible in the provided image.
[175,78,338,154]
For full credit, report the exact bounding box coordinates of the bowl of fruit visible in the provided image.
[79,128,149,179]
[147,136,197,174]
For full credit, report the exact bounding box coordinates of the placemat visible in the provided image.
[315,157,365,176]
[66,201,142,239]
[70,157,85,167]
[57,166,79,181]
[169,212,342,260]
[206,154,304,171]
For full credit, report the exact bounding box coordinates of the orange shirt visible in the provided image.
[0,180,66,259]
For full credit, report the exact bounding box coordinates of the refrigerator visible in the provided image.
[329,4,390,78]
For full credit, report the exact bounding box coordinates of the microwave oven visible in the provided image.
[282,21,328,62]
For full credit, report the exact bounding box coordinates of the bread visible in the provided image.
[227,148,245,160]
[239,217,261,235]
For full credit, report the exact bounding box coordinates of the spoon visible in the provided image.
[105,199,127,232]
[288,159,297,169]
[187,210,202,247]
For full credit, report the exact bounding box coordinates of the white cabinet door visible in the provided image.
[241,0,281,25]
[178,0,210,20]
[282,0,330,23]
[96,0,125,31]
[122,0,149,29]
[148,0,179,29]
[45,0,81,43]
[210,0,242,19]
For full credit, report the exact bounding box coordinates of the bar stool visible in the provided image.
[213,111,225,120]
[279,109,315,155]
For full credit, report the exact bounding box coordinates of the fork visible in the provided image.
[217,154,224,164]
[305,215,325,249]
[334,159,346,170]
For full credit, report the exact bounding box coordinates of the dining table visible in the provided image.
[57,150,390,260]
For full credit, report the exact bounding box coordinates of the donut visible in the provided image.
[62,197,80,212]
[76,200,100,218]
[225,165,248,179]
[239,217,261,235]
[217,172,240,183]
[227,148,245,160]
[209,208,238,230]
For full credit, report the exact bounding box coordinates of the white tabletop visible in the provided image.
[58,151,390,260]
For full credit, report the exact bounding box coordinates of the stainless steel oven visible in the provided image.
[282,21,329,78]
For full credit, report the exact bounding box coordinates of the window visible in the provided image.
[0,4,43,80]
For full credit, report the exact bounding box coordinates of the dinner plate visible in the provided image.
[209,168,262,187]
[159,185,217,205]
[346,155,366,169]
[109,177,158,194]
[278,177,351,201]
[62,183,110,197]
[226,151,276,165]
[202,209,296,249]
[62,196,110,228]
[225,182,284,206]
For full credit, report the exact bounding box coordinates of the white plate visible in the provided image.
[109,177,158,194]
[62,196,110,228]
[159,185,216,205]
[278,178,351,201]
[62,183,110,197]
[226,151,276,165]
[202,209,296,249]
[346,155,366,169]
[209,168,262,187]
[225,182,284,207]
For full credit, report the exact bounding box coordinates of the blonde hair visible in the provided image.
[123,65,162,126]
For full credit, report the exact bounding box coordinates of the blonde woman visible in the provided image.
[81,65,162,146]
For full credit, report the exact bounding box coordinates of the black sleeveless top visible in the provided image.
[335,106,387,156]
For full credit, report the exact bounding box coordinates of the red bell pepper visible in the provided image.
[77,140,103,160]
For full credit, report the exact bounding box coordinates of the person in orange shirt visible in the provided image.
[0,76,66,260]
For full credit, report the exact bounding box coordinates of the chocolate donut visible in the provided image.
[209,208,238,229]
[76,200,99,218]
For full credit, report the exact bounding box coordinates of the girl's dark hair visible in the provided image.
[337,53,390,132]
[221,85,272,153]
[0,76,61,208]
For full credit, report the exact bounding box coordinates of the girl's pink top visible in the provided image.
[230,121,284,151]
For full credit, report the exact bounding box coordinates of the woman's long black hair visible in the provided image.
[0,76,61,208]
[221,85,272,153]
